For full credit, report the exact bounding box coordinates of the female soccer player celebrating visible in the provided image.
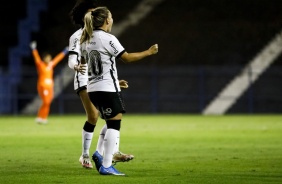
[80,7,158,175]
[30,41,68,124]
[68,0,133,170]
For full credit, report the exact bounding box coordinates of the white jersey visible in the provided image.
[81,29,125,92]
[68,28,88,90]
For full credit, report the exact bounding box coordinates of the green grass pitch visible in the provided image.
[0,114,281,184]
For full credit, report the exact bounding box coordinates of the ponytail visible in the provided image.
[80,11,93,44]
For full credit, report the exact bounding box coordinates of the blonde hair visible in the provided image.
[80,7,109,44]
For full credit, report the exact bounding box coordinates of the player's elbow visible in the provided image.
[120,53,133,63]
[121,58,131,63]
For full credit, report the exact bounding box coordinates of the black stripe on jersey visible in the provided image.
[116,50,125,59]
[68,51,80,64]
[75,70,80,88]
[68,51,77,55]
[110,57,118,92]
[110,69,118,92]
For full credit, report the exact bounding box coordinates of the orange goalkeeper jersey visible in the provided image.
[32,49,67,87]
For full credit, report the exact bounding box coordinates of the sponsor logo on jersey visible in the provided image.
[89,75,103,82]
[90,42,96,45]
[72,38,78,50]
[109,41,118,54]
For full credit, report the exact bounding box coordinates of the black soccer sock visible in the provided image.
[83,121,96,133]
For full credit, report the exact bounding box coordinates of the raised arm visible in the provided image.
[120,44,158,63]
[30,41,41,65]
[52,47,69,67]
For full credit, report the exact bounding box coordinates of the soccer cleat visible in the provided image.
[92,151,103,171]
[99,165,125,176]
[112,151,134,163]
[79,154,93,169]
[35,117,48,124]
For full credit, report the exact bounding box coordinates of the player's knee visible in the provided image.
[87,116,98,125]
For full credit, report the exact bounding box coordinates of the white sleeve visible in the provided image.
[68,54,78,69]
[68,30,82,69]
[105,35,125,57]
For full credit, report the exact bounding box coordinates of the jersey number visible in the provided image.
[88,50,103,76]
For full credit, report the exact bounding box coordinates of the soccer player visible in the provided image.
[68,0,133,170]
[80,7,158,175]
[30,41,68,124]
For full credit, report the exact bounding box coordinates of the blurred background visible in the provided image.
[0,0,282,115]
